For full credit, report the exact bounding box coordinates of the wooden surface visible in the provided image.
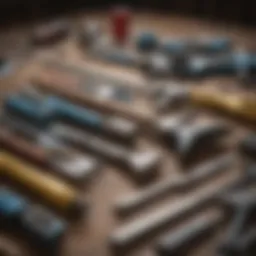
[0,12,255,256]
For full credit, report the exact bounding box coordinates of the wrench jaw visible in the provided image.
[49,154,100,184]
[175,123,229,164]
[103,116,139,145]
[127,151,161,184]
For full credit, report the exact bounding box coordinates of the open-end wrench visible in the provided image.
[50,123,161,184]
[0,127,99,184]
[5,93,138,144]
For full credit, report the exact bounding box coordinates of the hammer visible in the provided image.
[0,152,87,217]
[49,123,161,184]
[0,127,99,184]
[115,154,234,217]
[4,93,138,144]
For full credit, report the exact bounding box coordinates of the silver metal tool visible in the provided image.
[115,154,234,217]
[50,123,161,184]
[1,114,100,183]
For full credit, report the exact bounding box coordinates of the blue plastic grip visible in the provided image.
[5,94,103,129]
[0,187,27,220]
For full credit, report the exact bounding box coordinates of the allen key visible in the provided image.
[115,154,234,217]
[50,123,161,184]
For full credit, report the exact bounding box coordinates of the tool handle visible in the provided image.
[0,129,47,166]
[50,96,103,128]
[0,152,83,215]
[4,95,55,127]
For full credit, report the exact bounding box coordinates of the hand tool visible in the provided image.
[0,186,27,226]
[156,211,222,256]
[41,59,137,103]
[239,133,256,159]
[0,128,99,184]
[110,177,237,251]
[90,45,140,67]
[5,93,138,144]
[219,190,256,256]
[155,111,196,140]
[50,123,161,184]
[115,154,233,217]
[0,152,86,217]
[226,229,256,256]
[32,72,152,125]
[111,6,131,45]
[160,87,256,123]
[180,51,256,78]
[31,20,69,45]
[171,121,229,163]
[20,204,67,251]
[79,20,102,48]
[136,32,159,52]
[136,33,232,54]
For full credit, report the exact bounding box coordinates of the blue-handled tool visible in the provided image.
[5,94,138,144]
[183,52,256,78]
[162,37,232,55]
[136,32,232,54]
[0,187,27,226]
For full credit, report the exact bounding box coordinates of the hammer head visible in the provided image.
[127,150,161,182]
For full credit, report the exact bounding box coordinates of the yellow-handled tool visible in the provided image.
[0,152,86,217]
[189,89,256,122]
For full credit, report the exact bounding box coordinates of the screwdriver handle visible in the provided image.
[0,152,84,216]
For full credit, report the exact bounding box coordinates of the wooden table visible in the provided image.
[0,11,255,256]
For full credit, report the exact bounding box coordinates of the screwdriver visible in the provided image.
[0,152,86,217]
